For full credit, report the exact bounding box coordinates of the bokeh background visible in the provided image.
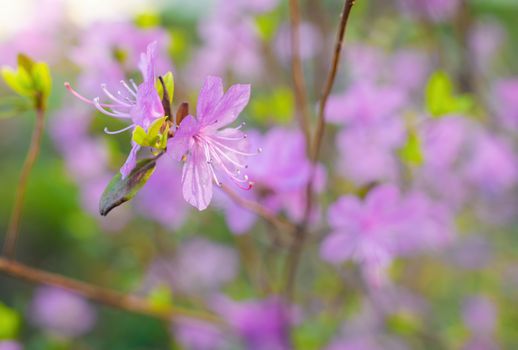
[0,0,517,349]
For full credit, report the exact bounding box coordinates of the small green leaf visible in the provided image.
[135,11,160,28]
[250,87,294,124]
[131,117,169,150]
[0,303,20,340]
[99,157,157,216]
[1,54,52,107]
[1,67,33,97]
[32,62,52,99]
[17,53,35,73]
[156,72,174,105]
[386,311,422,336]
[399,130,424,166]
[425,71,474,117]
[148,285,173,312]
[255,10,281,41]
[426,71,453,117]
[132,126,150,146]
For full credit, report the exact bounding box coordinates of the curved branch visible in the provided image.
[0,257,223,325]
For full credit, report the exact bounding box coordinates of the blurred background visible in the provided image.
[0,0,517,349]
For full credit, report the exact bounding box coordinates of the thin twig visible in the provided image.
[0,257,223,325]
[221,184,296,234]
[311,0,356,164]
[284,0,357,301]
[289,0,311,147]
[3,103,46,258]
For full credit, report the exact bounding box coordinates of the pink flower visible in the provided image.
[30,287,97,338]
[66,41,164,178]
[320,185,402,286]
[170,76,254,210]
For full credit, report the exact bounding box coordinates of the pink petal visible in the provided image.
[319,231,355,264]
[169,115,199,160]
[197,76,224,119]
[328,196,363,229]
[120,143,140,179]
[139,41,158,82]
[204,83,251,129]
[181,144,213,211]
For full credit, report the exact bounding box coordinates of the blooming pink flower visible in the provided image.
[320,185,402,286]
[66,41,164,178]
[170,76,254,211]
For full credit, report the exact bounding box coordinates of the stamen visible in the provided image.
[101,84,133,107]
[207,141,247,168]
[235,122,246,130]
[129,79,139,91]
[206,136,261,156]
[103,124,135,135]
[117,90,135,103]
[121,80,138,97]
[93,97,132,119]
[64,82,118,108]
[214,134,247,141]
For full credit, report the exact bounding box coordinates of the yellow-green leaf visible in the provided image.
[131,117,169,150]
[1,67,33,97]
[399,130,424,166]
[0,303,20,340]
[32,62,52,99]
[156,71,174,105]
[425,71,474,118]
[148,285,173,312]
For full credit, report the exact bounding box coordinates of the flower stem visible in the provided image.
[3,102,46,258]
[284,0,357,302]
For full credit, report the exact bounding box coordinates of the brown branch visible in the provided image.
[0,257,223,324]
[284,0,357,301]
[289,0,311,147]
[221,185,295,234]
[3,103,46,258]
[311,0,356,164]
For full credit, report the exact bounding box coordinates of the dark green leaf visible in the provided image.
[99,157,157,216]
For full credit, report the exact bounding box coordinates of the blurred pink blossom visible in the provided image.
[29,287,96,338]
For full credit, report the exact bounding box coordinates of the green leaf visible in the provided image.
[399,130,424,166]
[156,71,174,105]
[386,311,423,336]
[250,87,294,124]
[17,53,35,73]
[425,71,474,117]
[1,67,33,97]
[0,303,20,339]
[1,54,52,106]
[132,116,169,150]
[255,11,281,41]
[135,11,160,28]
[99,157,157,216]
[148,285,174,312]
[32,62,52,99]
